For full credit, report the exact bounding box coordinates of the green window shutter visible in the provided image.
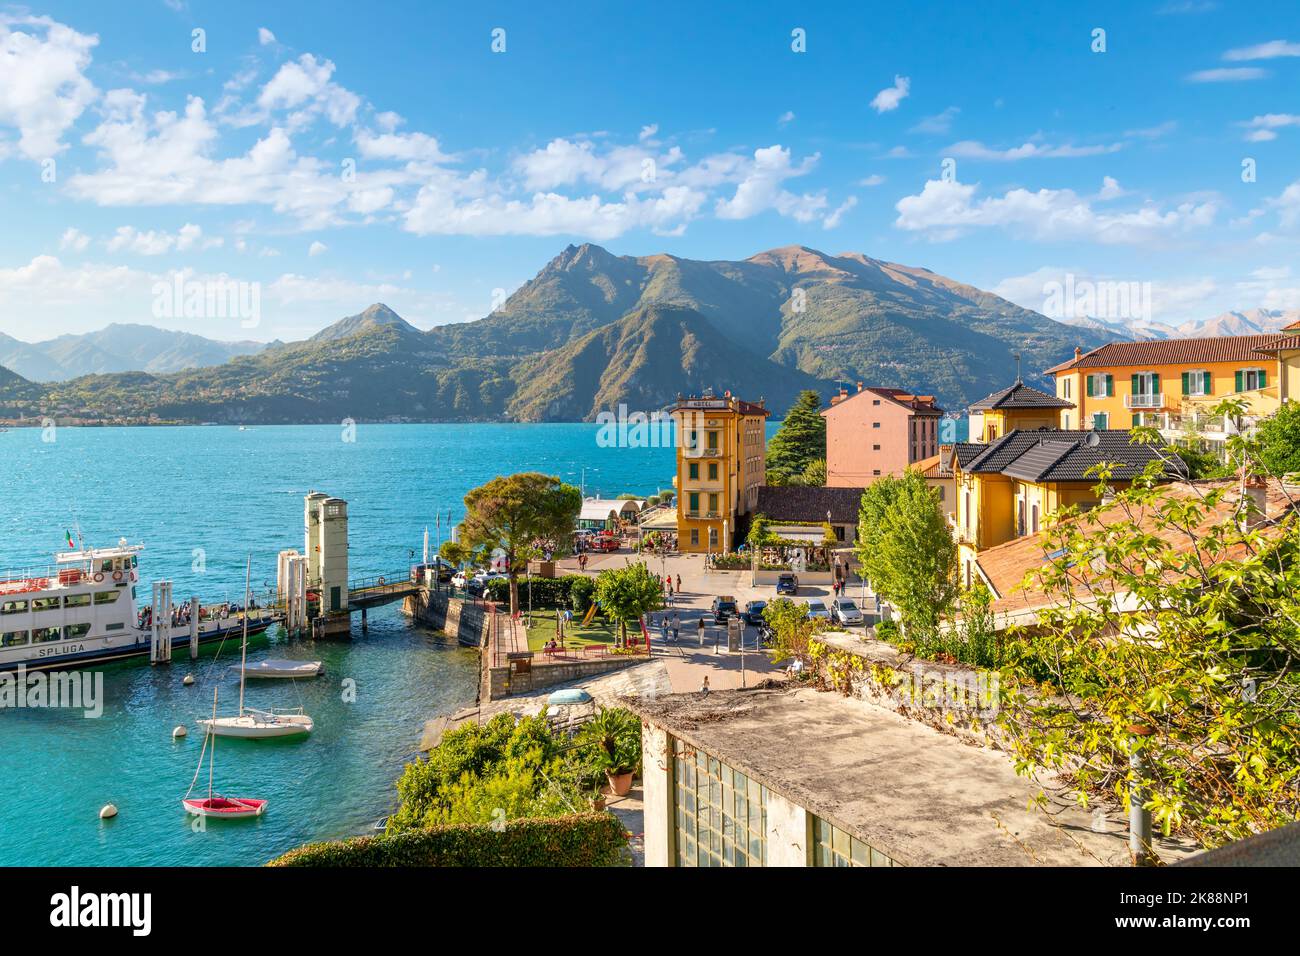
[1260,369,1267,388]
[1106,374,1114,397]
[1181,372,1190,395]
[1086,375,1095,397]
[1131,374,1139,395]
[1235,370,1243,392]
[1132,413,1141,428]
[1152,373,1160,395]
[1203,371,1212,395]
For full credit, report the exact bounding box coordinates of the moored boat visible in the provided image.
[182,796,268,818]
[0,539,280,673]
[239,659,323,679]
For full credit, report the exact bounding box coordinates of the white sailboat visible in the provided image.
[197,557,314,740]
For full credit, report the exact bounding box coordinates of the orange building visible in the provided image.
[1045,335,1287,435]
[670,392,769,553]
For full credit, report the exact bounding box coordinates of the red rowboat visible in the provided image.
[182,796,268,819]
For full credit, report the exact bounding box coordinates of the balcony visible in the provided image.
[1124,392,1165,409]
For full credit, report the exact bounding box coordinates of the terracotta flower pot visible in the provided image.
[606,770,634,796]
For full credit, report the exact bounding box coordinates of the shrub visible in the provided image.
[268,813,628,867]
[484,574,588,609]
[568,576,595,613]
[575,707,642,776]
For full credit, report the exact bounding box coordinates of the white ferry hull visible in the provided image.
[0,613,278,674]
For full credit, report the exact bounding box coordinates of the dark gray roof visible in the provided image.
[961,429,1186,483]
[968,382,1074,411]
[951,443,985,470]
[755,485,864,524]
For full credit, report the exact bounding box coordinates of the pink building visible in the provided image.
[822,385,944,487]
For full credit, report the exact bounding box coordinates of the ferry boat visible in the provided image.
[0,541,279,673]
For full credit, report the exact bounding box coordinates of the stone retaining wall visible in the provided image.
[402,590,492,648]
[485,654,642,700]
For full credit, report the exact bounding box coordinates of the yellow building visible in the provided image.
[946,429,1187,589]
[966,381,1075,443]
[1045,335,1287,434]
[670,392,769,553]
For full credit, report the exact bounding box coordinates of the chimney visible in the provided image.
[1074,346,1082,362]
[1240,474,1269,530]
[856,381,864,392]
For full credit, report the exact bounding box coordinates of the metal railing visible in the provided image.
[1124,392,1165,409]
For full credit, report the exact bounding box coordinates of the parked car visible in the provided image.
[590,533,621,553]
[741,600,767,626]
[804,599,831,620]
[450,569,472,589]
[468,571,505,596]
[711,596,738,622]
[831,597,864,626]
[776,572,799,595]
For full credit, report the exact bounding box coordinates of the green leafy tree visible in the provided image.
[766,389,826,483]
[762,597,827,665]
[438,540,469,567]
[1256,399,1300,478]
[798,457,827,486]
[593,561,662,647]
[854,470,957,641]
[998,419,1300,852]
[461,473,581,615]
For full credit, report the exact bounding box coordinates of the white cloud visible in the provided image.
[870,75,910,113]
[1186,67,1266,82]
[909,106,959,135]
[894,178,1218,244]
[714,145,825,222]
[59,227,90,251]
[258,27,277,46]
[823,196,857,230]
[256,53,360,129]
[993,265,1219,327]
[105,222,209,255]
[1241,113,1300,142]
[0,15,99,159]
[947,140,1122,160]
[1223,39,1300,61]
[638,123,658,142]
[308,240,327,256]
[1098,176,1125,200]
[778,110,796,125]
[859,174,885,187]
[355,128,452,162]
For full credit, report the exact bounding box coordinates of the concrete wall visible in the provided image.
[764,788,811,867]
[401,590,491,647]
[642,724,673,868]
[485,655,639,699]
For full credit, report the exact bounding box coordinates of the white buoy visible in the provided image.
[172,725,187,739]
[99,803,118,820]
[182,674,195,686]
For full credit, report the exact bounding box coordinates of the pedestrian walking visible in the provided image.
[700,675,710,696]
[697,614,705,645]
[676,574,682,593]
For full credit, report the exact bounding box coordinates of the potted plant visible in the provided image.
[578,706,642,797]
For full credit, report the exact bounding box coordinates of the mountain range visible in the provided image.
[0,324,268,381]
[1059,307,1300,342]
[0,241,1253,423]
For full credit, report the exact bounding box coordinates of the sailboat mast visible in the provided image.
[208,687,217,800]
[238,555,250,716]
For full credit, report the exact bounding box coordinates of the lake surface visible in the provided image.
[0,423,687,866]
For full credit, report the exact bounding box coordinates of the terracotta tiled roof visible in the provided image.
[823,386,944,416]
[975,478,1297,618]
[968,382,1074,411]
[1044,334,1287,374]
[754,485,864,523]
[914,453,943,477]
[1254,334,1300,354]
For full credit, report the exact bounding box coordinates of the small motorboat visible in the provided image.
[239,659,323,679]
[198,708,314,739]
[182,796,268,818]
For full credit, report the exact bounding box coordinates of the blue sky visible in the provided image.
[1,0,1298,342]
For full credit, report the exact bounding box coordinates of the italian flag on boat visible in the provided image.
[65,530,76,549]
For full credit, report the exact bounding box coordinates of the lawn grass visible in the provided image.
[523,609,620,652]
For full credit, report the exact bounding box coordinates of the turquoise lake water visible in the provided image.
[0,423,687,866]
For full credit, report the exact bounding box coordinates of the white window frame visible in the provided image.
[1243,367,1266,391]
[1185,369,1210,397]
